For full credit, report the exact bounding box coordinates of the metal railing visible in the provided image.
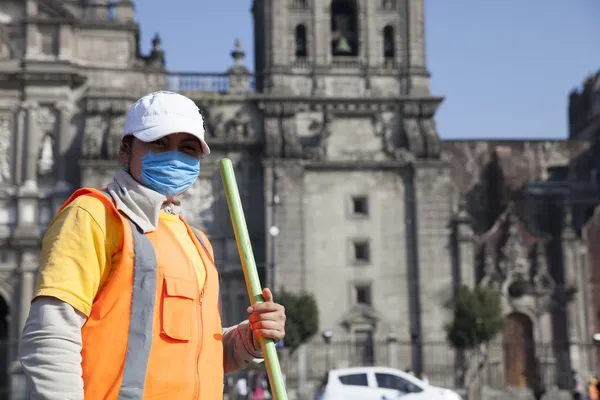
[165,73,256,94]
[1,339,597,395]
[278,340,597,391]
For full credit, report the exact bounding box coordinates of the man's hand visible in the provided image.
[247,288,286,348]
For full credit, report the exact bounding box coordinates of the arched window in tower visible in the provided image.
[383,25,395,59]
[295,24,308,58]
[331,0,359,57]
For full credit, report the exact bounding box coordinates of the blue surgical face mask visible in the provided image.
[139,150,200,197]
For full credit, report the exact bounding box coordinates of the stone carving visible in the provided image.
[201,107,255,142]
[106,114,126,159]
[281,116,303,157]
[0,116,11,184]
[37,106,57,130]
[37,133,54,177]
[82,115,107,159]
[200,108,224,139]
[420,118,441,157]
[0,24,17,59]
[536,141,569,180]
[224,110,254,140]
[182,179,216,216]
[401,118,425,157]
[0,34,10,59]
[532,245,555,296]
[372,114,414,162]
[264,117,282,157]
[499,219,530,280]
[306,113,332,160]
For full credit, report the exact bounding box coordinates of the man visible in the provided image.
[19,91,286,399]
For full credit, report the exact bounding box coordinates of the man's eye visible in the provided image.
[152,140,166,147]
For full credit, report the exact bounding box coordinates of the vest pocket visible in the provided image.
[162,276,197,341]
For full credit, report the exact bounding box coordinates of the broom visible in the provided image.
[220,158,288,400]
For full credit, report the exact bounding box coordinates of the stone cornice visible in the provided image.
[0,71,87,88]
[304,160,412,170]
[255,95,444,117]
[24,17,139,32]
[84,97,136,114]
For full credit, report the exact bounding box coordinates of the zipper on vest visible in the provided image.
[194,288,206,399]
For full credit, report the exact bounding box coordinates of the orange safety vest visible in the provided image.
[58,188,223,399]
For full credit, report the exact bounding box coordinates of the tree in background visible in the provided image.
[446,285,505,400]
[277,288,319,353]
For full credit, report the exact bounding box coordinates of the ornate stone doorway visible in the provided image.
[503,312,536,389]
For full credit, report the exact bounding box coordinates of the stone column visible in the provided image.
[387,336,400,369]
[8,249,38,400]
[17,251,37,336]
[54,101,73,192]
[58,25,73,61]
[406,0,430,95]
[21,101,38,189]
[24,0,38,60]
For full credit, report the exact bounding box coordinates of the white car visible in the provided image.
[315,366,463,400]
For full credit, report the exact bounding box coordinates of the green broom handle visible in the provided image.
[219,158,288,400]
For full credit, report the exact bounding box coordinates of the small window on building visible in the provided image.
[355,284,371,305]
[295,24,308,58]
[351,196,368,216]
[383,25,395,59]
[352,240,370,263]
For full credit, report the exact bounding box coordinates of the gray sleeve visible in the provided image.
[222,320,264,374]
[19,297,86,400]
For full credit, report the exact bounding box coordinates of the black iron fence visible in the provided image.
[278,340,600,392]
[1,339,599,396]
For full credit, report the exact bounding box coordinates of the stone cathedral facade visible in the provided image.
[0,0,598,397]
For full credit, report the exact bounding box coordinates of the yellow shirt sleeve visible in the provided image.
[35,195,123,316]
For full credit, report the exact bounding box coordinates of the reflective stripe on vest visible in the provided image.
[98,189,212,398]
[120,220,156,400]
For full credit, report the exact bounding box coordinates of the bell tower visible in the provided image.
[251,0,431,96]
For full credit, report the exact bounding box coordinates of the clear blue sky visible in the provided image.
[134,1,599,140]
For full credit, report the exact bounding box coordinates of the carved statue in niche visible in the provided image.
[0,36,10,59]
[306,112,332,160]
[282,116,303,157]
[0,24,17,60]
[0,116,11,184]
[37,133,55,177]
[499,221,530,279]
[420,118,441,157]
[82,115,107,159]
[532,244,555,296]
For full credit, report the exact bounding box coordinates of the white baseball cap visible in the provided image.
[123,90,210,155]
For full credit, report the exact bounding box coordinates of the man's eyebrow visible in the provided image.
[180,137,201,144]
[152,136,170,143]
